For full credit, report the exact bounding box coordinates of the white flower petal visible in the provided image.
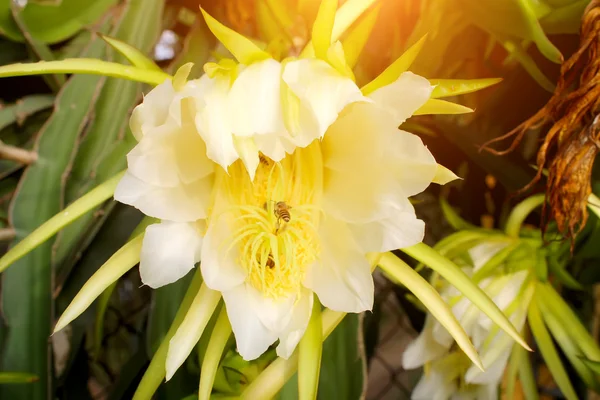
[140,221,203,288]
[195,75,239,169]
[276,289,314,359]
[247,287,296,333]
[283,59,366,144]
[321,103,394,223]
[200,214,247,291]
[233,136,260,181]
[468,242,509,272]
[368,71,433,126]
[130,80,176,140]
[127,120,213,187]
[114,172,212,222]
[349,197,425,252]
[411,364,458,400]
[223,284,278,361]
[303,217,373,313]
[385,130,437,197]
[229,59,286,137]
[402,316,451,369]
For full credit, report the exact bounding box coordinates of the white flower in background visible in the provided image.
[402,243,533,400]
[114,52,445,362]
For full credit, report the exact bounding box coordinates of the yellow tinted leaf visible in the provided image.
[100,34,162,71]
[430,78,502,98]
[201,8,270,64]
[361,34,427,95]
[342,4,380,68]
[413,99,473,115]
[312,0,337,59]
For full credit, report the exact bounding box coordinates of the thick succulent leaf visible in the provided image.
[55,0,164,275]
[0,373,38,384]
[0,94,54,132]
[0,33,109,400]
[0,0,118,44]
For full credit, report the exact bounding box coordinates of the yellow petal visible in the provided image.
[198,307,232,400]
[430,78,502,99]
[172,62,194,91]
[200,8,271,65]
[311,0,338,59]
[342,4,380,69]
[413,98,473,115]
[432,164,460,185]
[165,283,221,380]
[298,295,323,400]
[301,0,378,58]
[361,34,428,96]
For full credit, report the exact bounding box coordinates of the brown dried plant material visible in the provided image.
[483,0,600,244]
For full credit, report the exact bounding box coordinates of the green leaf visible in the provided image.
[100,34,162,71]
[0,33,110,400]
[298,296,323,400]
[537,283,600,361]
[430,78,503,99]
[0,58,170,85]
[401,243,531,351]
[10,3,66,91]
[504,343,522,400]
[316,313,365,400]
[504,194,545,237]
[0,373,39,384]
[540,301,600,390]
[133,269,203,400]
[361,34,427,95]
[199,308,233,400]
[471,242,520,283]
[516,343,539,400]
[54,233,144,333]
[547,258,583,290]
[528,298,578,400]
[439,198,476,230]
[377,253,482,369]
[170,17,214,79]
[0,94,54,132]
[0,171,123,274]
[0,0,119,44]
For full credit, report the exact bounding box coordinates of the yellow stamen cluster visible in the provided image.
[213,142,324,299]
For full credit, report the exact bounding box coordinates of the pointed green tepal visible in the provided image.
[361,34,428,95]
[200,8,270,65]
[312,0,338,60]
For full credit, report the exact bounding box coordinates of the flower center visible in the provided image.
[214,142,323,299]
